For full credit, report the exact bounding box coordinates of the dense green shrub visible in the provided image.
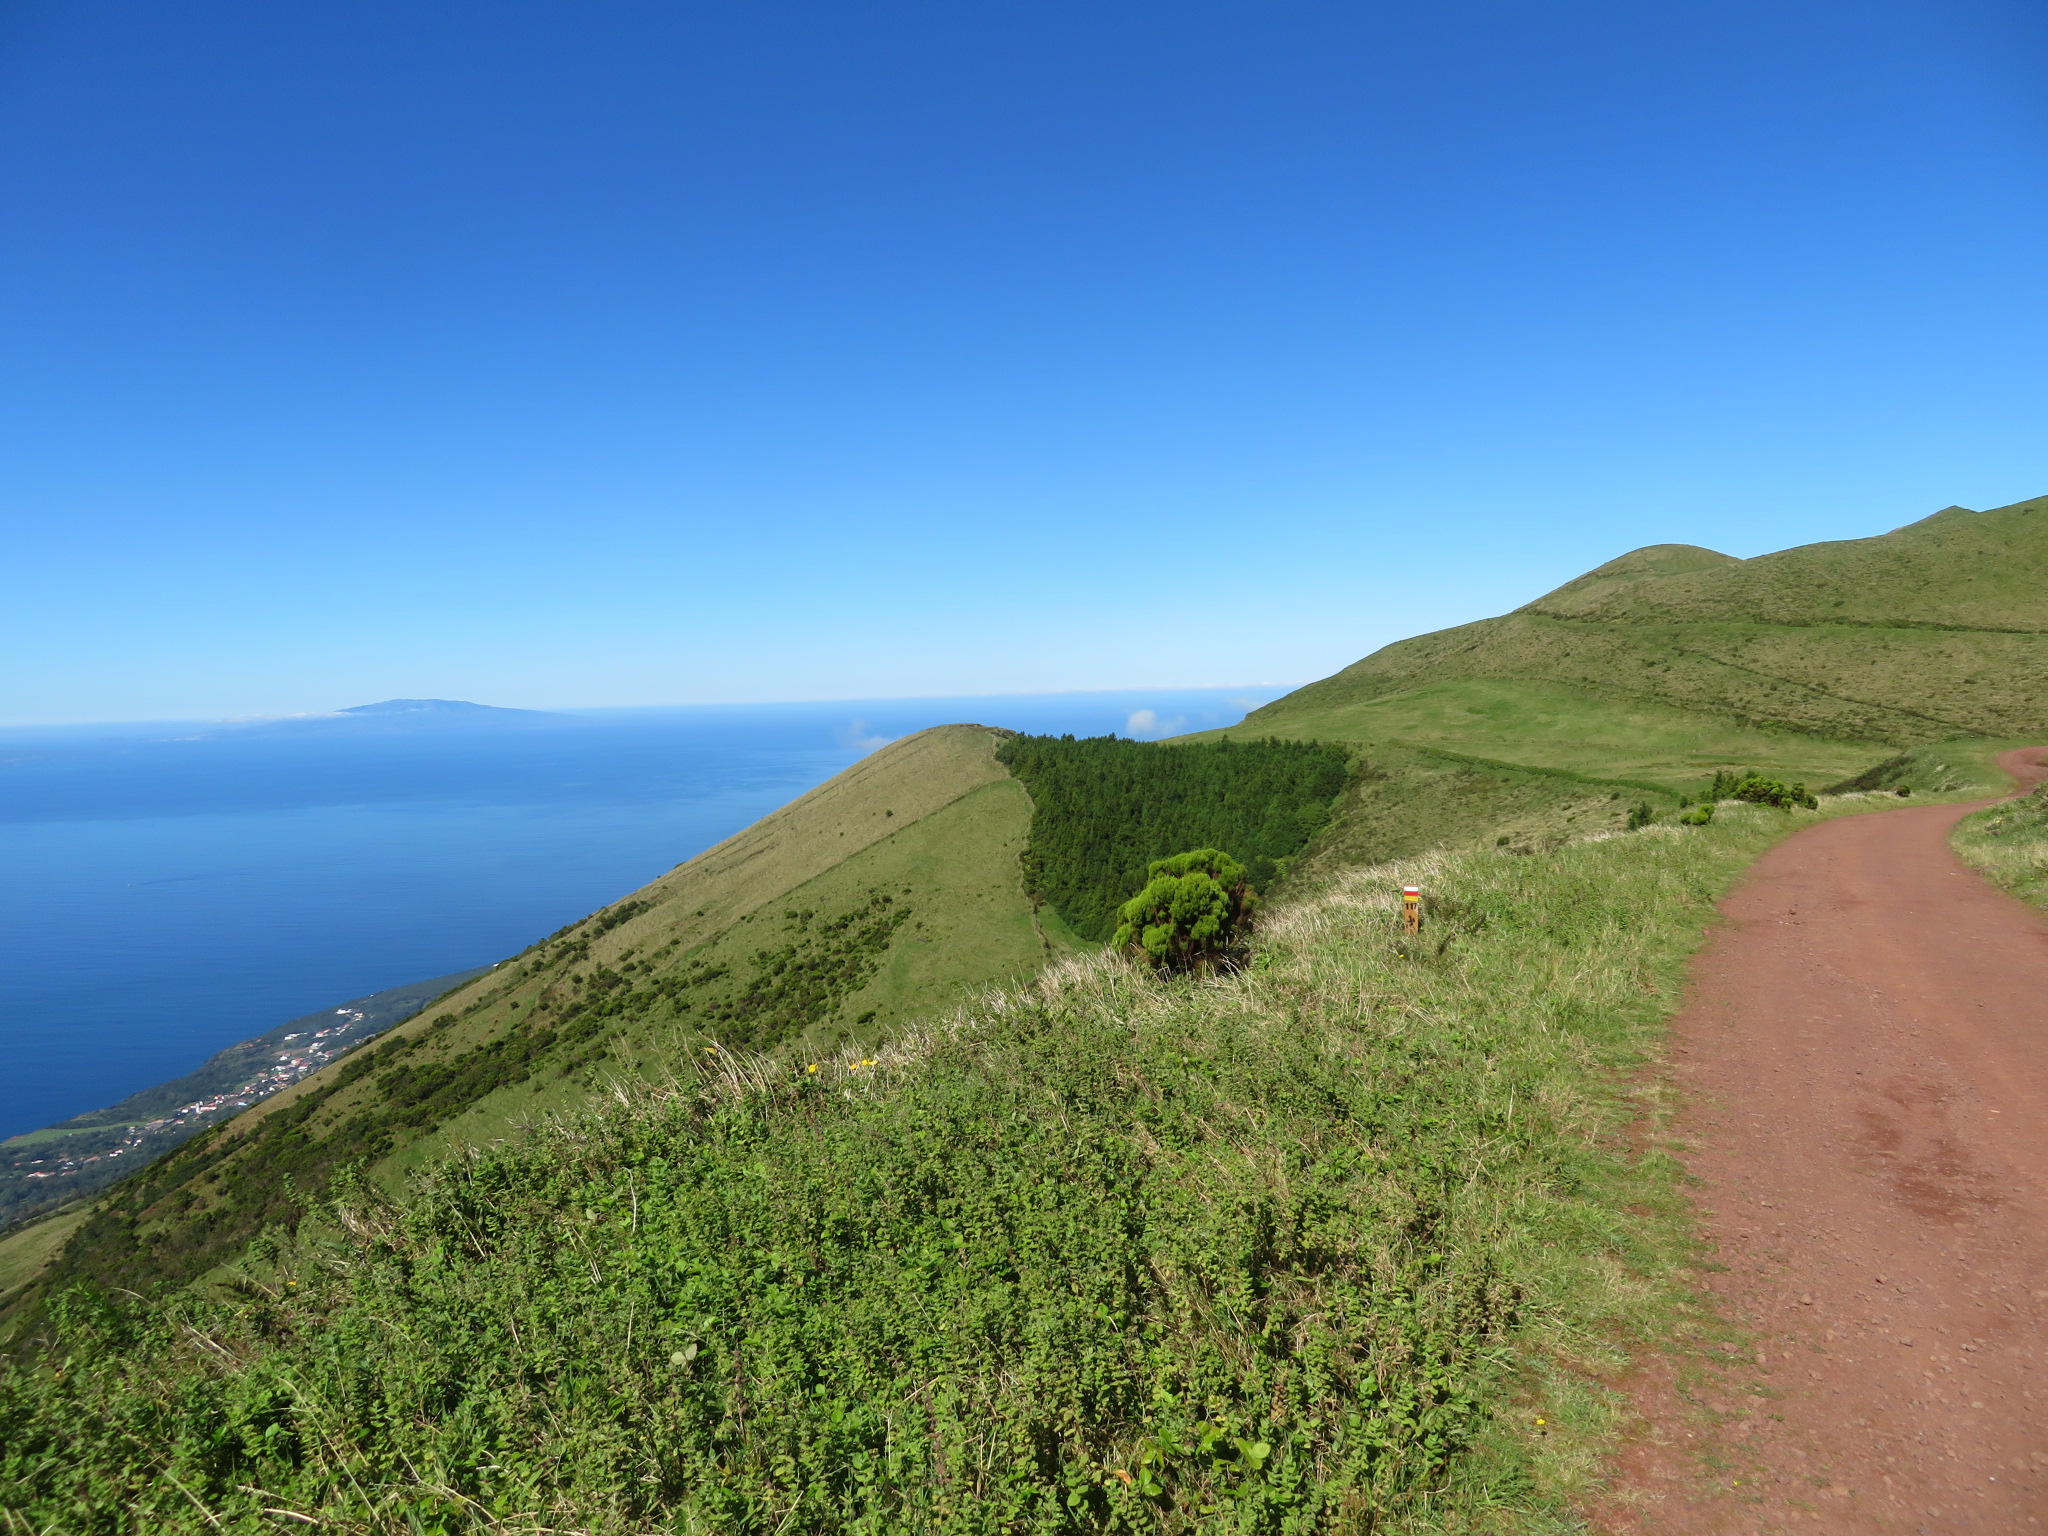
[1699,769,1815,810]
[997,735,1351,940]
[1729,776,1816,810]
[1111,850,1256,973]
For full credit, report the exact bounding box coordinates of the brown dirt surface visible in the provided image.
[1595,749,2048,1535]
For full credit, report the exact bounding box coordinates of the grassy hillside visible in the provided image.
[0,725,1065,1330]
[5,494,2044,1530]
[1,797,1875,1535]
[1230,495,2048,786]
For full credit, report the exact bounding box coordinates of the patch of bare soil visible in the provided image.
[1595,749,2048,1535]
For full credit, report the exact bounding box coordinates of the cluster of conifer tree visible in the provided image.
[1701,768,1818,809]
[997,733,1352,939]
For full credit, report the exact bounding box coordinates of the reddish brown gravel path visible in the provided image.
[1598,749,2048,1536]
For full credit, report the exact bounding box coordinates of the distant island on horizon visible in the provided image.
[337,698,557,718]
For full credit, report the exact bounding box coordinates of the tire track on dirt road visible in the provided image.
[1599,748,2048,1535]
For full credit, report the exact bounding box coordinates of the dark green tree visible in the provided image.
[1730,775,1817,810]
[1111,849,1256,974]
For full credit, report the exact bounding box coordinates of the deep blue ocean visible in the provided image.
[0,689,1282,1139]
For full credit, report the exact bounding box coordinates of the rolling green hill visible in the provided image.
[1201,497,2048,864]
[4,497,2046,1532]
[16,497,2048,1330]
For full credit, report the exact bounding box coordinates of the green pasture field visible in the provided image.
[1,1125,126,1148]
[0,1207,90,1304]
[1205,677,1884,791]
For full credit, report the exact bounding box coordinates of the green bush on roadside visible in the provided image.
[1701,771,1816,811]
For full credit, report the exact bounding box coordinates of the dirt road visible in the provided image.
[1601,749,2048,1534]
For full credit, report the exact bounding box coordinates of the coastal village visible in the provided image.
[0,967,485,1231]
[13,1007,374,1184]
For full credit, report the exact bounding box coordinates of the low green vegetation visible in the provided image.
[692,891,911,1050]
[996,735,1351,940]
[1699,771,1817,811]
[1952,779,2048,911]
[1,801,1841,1535]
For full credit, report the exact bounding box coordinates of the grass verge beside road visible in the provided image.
[1951,769,2048,913]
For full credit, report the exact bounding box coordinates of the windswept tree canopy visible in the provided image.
[1112,849,1257,973]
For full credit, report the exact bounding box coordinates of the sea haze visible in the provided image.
[0,689,1282,1139]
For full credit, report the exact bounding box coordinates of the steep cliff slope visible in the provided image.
[8,726,1059,1315]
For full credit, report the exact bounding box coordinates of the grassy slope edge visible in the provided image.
[0,792,1962,1535]
[1950,762,2048,912]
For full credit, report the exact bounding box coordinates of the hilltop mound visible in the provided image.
[1233,495,2048,781]
[1523,499,2048,630]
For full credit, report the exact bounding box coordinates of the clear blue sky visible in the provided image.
[3,0,2044,724]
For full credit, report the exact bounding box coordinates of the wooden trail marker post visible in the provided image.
[1402,885,1421,935]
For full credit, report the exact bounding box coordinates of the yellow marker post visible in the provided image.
[1402,885,1421,935]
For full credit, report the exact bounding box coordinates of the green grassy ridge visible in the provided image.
[0,798,1862,1535]
[1523,496,2048,631]
[996,735,1353,941]
[1234,497,2048,771]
